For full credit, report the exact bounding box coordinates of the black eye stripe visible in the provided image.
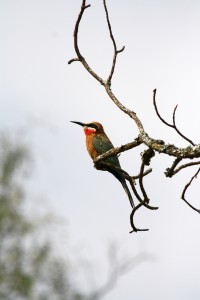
[87,123,98,130]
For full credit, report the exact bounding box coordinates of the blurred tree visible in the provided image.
[0,133,82,300]
[0,132,150,300]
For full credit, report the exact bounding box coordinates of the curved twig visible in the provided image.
[127,177,158,211]
[68,0,104,85]
[173,105,195,146]
[68,58,80,64]
[181,168,200,213]
[153,89,173,128]
[129,203,149,233]
[129,155,159,233]
[139,159,150,204]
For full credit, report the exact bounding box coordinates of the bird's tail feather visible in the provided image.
[108,168,134,208]
[120,178,135,208]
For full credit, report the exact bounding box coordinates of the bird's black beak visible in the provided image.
[70,121,85,127]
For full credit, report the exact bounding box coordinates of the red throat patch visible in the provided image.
[84,127,96,135]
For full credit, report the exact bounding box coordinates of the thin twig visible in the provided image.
[153,89,173,127]
[138,149,155,204]
[68,58,80,64]
[181,168,200,213]
[132,168,152,179]
[173,105,195,146]
[103,0,125,84]
[73,1,90,60]
[129,158,159,233]
[165,159,200,177]
[173,161,200,175]
[127,176,158,211]
[139,159,150,204]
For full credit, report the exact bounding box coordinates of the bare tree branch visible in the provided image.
[69,1,200,159]
[88,249,154,300]
[139,133,200,159]
[69,0,200,231]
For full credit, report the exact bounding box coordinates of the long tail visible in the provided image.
[108,168,134,208]
[120,177,135,208]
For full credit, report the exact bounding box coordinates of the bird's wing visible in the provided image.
[93,135,134,207]
[92,134,121,167]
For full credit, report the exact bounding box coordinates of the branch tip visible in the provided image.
[129,228,149,234]
[68,58,80,64]
[84,4,91,9]
[117,46,125,54]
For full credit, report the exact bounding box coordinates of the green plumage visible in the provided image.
[92,134,121,167]
[92,133,134,208]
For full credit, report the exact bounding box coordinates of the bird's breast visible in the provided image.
[85,134,99,159]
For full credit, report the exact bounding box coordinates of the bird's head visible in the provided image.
[71,121,104,135]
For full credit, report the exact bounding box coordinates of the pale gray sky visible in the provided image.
[1,0,200,299]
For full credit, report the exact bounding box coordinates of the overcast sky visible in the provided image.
[1,0,200,299]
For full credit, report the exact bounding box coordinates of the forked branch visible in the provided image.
[153,89,195,146]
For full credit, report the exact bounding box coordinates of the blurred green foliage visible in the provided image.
[0,134,82,300]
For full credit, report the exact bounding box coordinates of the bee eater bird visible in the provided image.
[71,121,134,208]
